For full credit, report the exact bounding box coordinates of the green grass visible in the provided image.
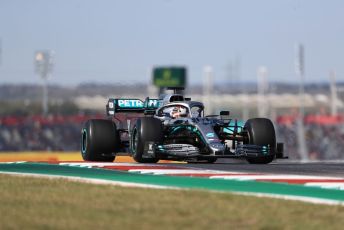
[1,174,344,230]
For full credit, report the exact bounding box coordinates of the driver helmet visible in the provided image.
[171,105,188,118]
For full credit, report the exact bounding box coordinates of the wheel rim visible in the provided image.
[132,128,138,155]
[81,129,87,155]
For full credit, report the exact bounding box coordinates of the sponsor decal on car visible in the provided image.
[118,99,144,108]
[145,99,160,108]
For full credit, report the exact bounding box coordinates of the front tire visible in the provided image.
[206,158,217,163]
[81,119,120,162]
[131,117,163,163]
[244,118,276,164]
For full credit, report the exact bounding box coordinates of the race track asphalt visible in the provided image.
[163,159,344,177]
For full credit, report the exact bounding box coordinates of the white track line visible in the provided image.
[128,169,232,175]
[59,162,145,167]
[0,172,172,189]
[58,163,344,183]
[209,174,344,180]
[0,161,26,164]
[231,191,344,206]
[305,183,344,190]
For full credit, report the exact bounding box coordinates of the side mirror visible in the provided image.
[220,111,230,120]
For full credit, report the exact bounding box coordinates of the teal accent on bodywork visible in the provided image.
[223,120,245,134]
[206,133,215,138]
[170,125,206,144]
[170,126,184,134]
[261,145,270,155]
[171,125,197,134]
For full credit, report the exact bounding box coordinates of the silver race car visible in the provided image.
[81,89,285,164]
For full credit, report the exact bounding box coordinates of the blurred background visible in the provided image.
[1,0,344,160]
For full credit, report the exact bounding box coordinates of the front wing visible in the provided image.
[141,142,276,160]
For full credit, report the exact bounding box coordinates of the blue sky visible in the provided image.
[0,0,343,85]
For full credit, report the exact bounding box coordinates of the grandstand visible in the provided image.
[1,83,344,160]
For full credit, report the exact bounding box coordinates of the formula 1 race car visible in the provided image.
[81,88,285,164]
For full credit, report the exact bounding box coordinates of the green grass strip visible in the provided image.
[1,162,344,202]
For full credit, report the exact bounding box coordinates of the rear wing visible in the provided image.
[106,98,160,116]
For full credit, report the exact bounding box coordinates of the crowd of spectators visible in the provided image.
[0,115,102,151]
[276,114,344,160]
[1,114,344,160]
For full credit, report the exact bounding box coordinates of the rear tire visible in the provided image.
[81,119,120,162]
[131,117,163,163]
[244,118,276,164]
